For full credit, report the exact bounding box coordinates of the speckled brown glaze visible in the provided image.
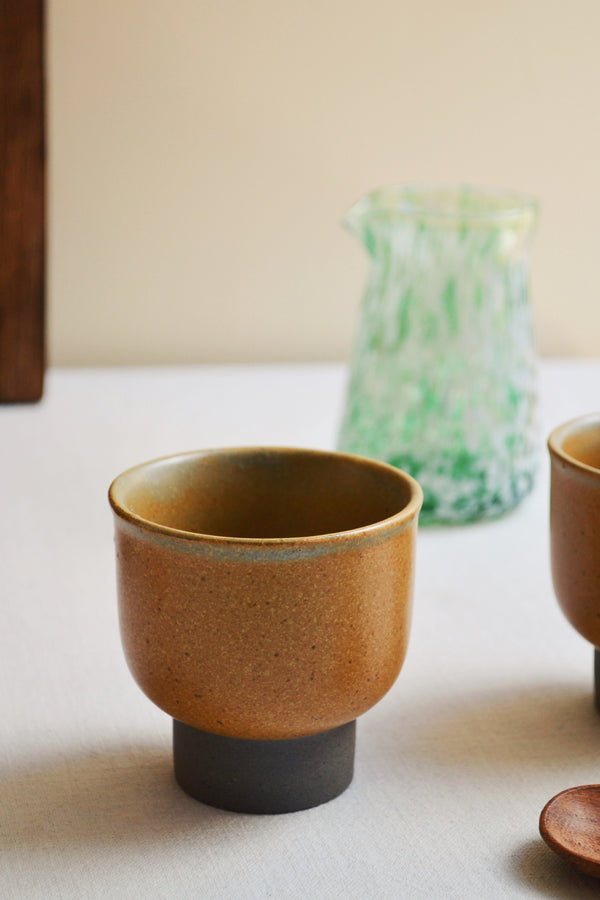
[109,447,422,741]
[549,414,600,647]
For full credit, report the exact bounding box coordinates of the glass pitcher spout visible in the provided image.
[338,184,540,525]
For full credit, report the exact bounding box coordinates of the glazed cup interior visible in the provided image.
[109,447,422,540]
[548,415,600,476]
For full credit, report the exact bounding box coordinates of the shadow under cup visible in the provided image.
[548,414,600,708]
[109,447,422,813]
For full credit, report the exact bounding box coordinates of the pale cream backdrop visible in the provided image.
[48,0,600,365]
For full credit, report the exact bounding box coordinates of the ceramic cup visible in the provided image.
[109,447,422,813]
[548,414,600,707]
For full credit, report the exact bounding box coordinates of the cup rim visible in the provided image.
[548,412,600,479]
[108,446,423,545]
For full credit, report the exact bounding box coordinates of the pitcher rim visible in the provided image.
[344,184,539,229]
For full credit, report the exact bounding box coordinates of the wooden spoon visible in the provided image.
[540,785,600,878]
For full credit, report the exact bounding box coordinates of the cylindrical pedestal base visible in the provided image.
[173,719,356,814]
[594,648,600,713]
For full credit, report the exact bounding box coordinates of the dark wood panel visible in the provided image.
[0,0,45,402]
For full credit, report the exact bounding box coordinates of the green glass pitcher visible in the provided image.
[338,185,539,524]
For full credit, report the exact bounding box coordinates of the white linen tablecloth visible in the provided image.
[2,360,600,899]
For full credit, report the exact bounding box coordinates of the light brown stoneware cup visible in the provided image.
[109,447,422,813]
[549,414,600,707]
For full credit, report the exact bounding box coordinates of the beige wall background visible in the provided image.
[48,1,600,365]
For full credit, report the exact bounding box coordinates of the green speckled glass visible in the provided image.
[338,185,539,524]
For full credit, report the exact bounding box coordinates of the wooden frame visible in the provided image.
[0,0,45,401]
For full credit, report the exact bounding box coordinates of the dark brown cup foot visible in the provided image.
[173,718,356,814]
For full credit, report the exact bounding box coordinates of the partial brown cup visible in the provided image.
[548,414,600,704]
[109,446,422,812]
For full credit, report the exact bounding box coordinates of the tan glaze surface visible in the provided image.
[540,785,600,879]
[548,415,600,647]
[110,447,422,741]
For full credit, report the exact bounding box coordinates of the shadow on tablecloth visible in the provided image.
[398,682,600,772]
[512,839,600,898]
[0,740,234,850]
[365,681,600,897]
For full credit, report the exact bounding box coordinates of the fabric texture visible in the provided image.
[2,362,600,898]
